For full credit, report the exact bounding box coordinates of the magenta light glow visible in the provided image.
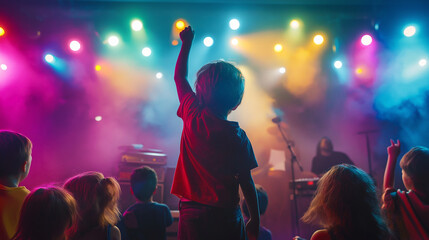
[361,34,373,46]
[69,40,81,52]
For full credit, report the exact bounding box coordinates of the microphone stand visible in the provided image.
[274,122,303,236]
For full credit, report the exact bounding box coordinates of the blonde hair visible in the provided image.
[13,186,77,240]
[195,60,245,114]
[302,165,389,240]
[64,172,121,237]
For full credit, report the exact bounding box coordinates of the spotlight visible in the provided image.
[204,37,214,47]
[361,34,372,46]
[176,20,185,30]
[0,64,7,71]
[95,116,102,122]
[231,38,239,46]
[69,40,81,52]
[131,19,143,31]
[229,19,240,30]
[355,67,363,75]
[0,27,4,37]
[172,40,179,46]
[290,20,299,29]
[156,72,163,79]
[334,60,343,69]
[274,44,283,52]
[95,65,101,71]
[404,25,416,37]
[142,47,152,57]
[279,67,286,74]
[107,36,119,47]
[44,54,55,63]
[419,58,427,67]
[313,35,324,45]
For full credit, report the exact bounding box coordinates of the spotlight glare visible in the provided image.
[419,58,427,67]
[356,67,363,75]
[95,116,102,122]
[95,65,101,71]
[176,20,185,30]
[204,37,214,47]
[69,40,81,51]
[313,35,324,45]
[0,27,4,36]
[290,20,299,29]
[0,64,7,71]
[361,34,373,46]
[172,40,179,46]
[229,19,240,30]
[131,19,143,31]
[156,72,163,79]
[142,47,152,57]
[274,44,283,52]
[334,60,343,69]
[404,25,416,37]
[231,38,239,46]
[44,54,54,63]
[279,67,286,74]
[107,36,119,47]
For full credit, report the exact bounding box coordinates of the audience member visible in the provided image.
[242,185,272,240]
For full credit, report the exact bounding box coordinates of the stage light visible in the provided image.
[404,25,416,37]
[274,44,283,52]
[95,116,102,122]
[0,27,4,37]
[156,72,163,79]
[142,47,152,57]
[374,23,380,31]
[172,40,179,46]
[204,37,214,47]
[0,64,7,71]
[334,60,343,69]
[229,19,240,30]
[176,20,185,30]
[231,38,239,46]
[279,67,286,74]
[290,20,299,29]
[107,36,119,47]
[419,58,427,67]
[313,35,324,45]
[131,19,143,31]
[69,40,81,51]
[95,65,101,71]
[361,34,372,46]
[44,54,54,63]
[355,67,363,75]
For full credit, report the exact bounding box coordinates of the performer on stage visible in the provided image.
[311,137,354,176]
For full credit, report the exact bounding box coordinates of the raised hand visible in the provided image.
[179,26,194,45]
[387,139,400,159]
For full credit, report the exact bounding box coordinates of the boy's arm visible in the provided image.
[174,26,194,102]
[239,170,260,240]
[383,139,400,191]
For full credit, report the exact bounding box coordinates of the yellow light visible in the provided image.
[176,20,185,30]
[356,67,363,74]
[290,20,299,29]
[313,35,324,45]
[0,27,5,37]
[172,40,179,46]
[274,44,283,52]
[231,38,239,46]
[95,65,101,71]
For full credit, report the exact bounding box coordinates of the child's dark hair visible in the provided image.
[0,130,32,177]
[400,146,429,198]
[302,164,389,240]
[13,186,78,240]
[130,166,158,202]
[195,60,245,114]
[242,184,268,218]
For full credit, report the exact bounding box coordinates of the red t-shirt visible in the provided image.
[171,92,258,208]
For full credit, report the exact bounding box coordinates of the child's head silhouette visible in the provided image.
[195,60,244,116]
[400,146,429,198]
